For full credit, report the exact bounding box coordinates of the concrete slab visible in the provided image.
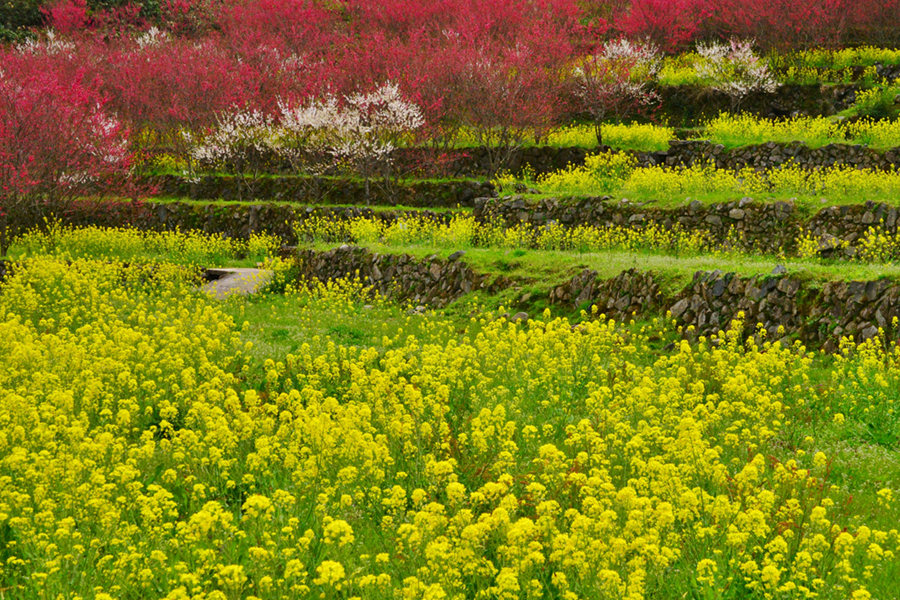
[202,268,273,299]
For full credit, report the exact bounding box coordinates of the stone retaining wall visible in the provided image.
[475,196,801,254]
[550,266,900,350]
[286,245,900,348]
[475,197,900,257]
[656,82,864,124]
[152,175,496,207]
[667,270,900,351]
[292,245,511,308]
[548,268,665,321]
[664,140,900,171]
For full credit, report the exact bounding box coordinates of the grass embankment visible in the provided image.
[304,242,900,296]
[145,190,899,213]
[144,196,471,214]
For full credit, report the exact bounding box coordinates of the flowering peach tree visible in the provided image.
[0,62,132,255]
[572,39,661,146]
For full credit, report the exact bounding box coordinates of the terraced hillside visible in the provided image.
[4,5,900,600]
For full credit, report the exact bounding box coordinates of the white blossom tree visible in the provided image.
[572,39,661,146]
[275,95,341,199]
[186,109,279,200]
[694,40,780,112]
[331,83,424,203]
[277,83,424,204]
[188,84,424,204]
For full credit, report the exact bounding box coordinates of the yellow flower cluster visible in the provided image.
[13,223,280,266]
[770,47,900,85]
[774,47,900,70]
[543,124,673,152]
[1,256,898,599]
[297,212,900,265]
[295,213,713,256]
[453,123,673,152]
[705,113,900,149]
[539,152,900,201]
[796,224,900,263]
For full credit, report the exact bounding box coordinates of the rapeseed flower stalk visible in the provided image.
[13,222,279,266]
[538,152,900,202]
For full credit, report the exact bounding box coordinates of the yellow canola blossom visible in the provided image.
[295,212,713,256]
[296,211,900,264]
[14,222,280,267]
[539,151,900,202]
[0,257,898,599]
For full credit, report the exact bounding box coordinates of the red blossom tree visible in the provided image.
[447,45,566,176]
[40,0,89,34]
[0,60,134,255]
[614,0,703,52]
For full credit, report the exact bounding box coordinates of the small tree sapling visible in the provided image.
[694,39,779,112]
[572,39,661,146]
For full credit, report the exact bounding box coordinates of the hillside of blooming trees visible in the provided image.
[3,0,900,243]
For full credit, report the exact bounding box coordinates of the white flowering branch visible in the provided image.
[694,40,780,111]
[573,39,661,146]
[16,30,75,56]
[135,26,170,50]
[188,109,279,200]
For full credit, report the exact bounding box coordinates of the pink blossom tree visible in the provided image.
[0,62,133,255]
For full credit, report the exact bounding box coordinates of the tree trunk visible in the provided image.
[594,121,603,146]
[0,215,9,258]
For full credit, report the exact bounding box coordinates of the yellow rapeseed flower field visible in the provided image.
[294,213,900,264]
[539,152,900,202]
[1,242,899,599]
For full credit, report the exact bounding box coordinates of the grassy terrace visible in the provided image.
[145,196,472,214]
[141,188,900,211]
[305,242,900,295]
